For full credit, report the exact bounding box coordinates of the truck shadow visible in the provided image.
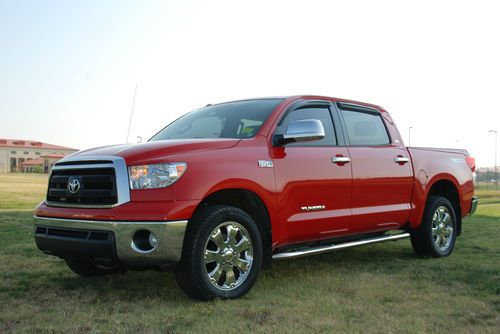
[48,243,415,301]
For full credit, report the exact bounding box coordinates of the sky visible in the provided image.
[0,0,499,167]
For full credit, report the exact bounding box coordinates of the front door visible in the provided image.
[271,102,352,246]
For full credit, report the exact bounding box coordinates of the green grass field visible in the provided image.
[0,174,499,333]
[0,174,48,210]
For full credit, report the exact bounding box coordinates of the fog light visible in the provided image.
[132,230,158,253]
[149,233,158,247]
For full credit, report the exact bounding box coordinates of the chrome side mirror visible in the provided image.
[274,119,325,146]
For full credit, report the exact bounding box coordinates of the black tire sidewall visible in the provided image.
[183,206,263,300]
[424,196,457,257]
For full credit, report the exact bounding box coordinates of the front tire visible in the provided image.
[410,196,457,257]
[175,206,263,300]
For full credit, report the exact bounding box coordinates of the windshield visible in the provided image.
[150,99,284,141]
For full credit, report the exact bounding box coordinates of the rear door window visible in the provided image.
[340,109,390,146]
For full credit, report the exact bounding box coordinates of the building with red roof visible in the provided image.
[0,139,78,173]
[19,158,45,173]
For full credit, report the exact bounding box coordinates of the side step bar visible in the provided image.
[273,232,410,260]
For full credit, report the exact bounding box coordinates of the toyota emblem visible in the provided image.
[67,178,81,194]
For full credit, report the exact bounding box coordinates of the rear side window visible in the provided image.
[340,109,390,146]
[280,107,337,146]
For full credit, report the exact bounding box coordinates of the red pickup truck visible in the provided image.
[34,95,478,300]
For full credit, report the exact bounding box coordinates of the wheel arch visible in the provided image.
[189,187,274,268]
[425,177,462,235]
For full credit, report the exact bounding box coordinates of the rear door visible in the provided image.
[335,102,413,233]
[271,101,352,246]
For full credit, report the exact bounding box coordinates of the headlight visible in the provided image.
[128,163,187,189]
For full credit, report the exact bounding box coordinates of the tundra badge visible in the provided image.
[301,205,326,212]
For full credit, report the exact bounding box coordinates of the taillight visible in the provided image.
[466,157,476,172]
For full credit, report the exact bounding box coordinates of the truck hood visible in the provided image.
[67,139,240,164]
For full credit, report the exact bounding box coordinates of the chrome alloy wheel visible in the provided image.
[431,206,454,252]
[203,221,254,291]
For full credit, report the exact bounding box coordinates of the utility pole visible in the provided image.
[489,129,498,190]
[126,84,138,144]
[408,126,413,147]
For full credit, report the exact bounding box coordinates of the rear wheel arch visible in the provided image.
[410,195,458,257]
[425,179,462,235]
[187,188,273,268]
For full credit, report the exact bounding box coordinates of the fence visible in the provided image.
[475,167,499,190]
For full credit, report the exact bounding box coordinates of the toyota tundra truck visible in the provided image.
[34,95,478,300]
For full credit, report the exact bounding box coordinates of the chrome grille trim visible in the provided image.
[46,155,130,208]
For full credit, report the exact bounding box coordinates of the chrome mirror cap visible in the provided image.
[277,119,325,145]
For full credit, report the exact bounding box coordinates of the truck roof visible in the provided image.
[207,95,385,112]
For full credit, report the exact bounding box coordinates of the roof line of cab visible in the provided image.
[285,95,385,112]
[203,95,385,113]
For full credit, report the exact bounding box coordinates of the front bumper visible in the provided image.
[34,216,187,266]
[469,196,479,215]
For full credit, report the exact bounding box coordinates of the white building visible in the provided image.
[0,138,78,173]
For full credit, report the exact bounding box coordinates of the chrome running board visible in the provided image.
[273,232,410,260]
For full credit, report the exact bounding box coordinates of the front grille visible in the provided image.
[47,168,118,206]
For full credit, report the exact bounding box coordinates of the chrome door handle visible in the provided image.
[394,157,410,164]
[332,156,351,164]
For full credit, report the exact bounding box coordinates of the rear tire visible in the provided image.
[175,205,263,300]
[65,259,126,277]
[410,196,457,258]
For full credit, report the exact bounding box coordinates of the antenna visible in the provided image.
[126,84,138,143]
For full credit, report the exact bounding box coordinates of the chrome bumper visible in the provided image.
[34,216,187,266]
[469,196,479,215]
